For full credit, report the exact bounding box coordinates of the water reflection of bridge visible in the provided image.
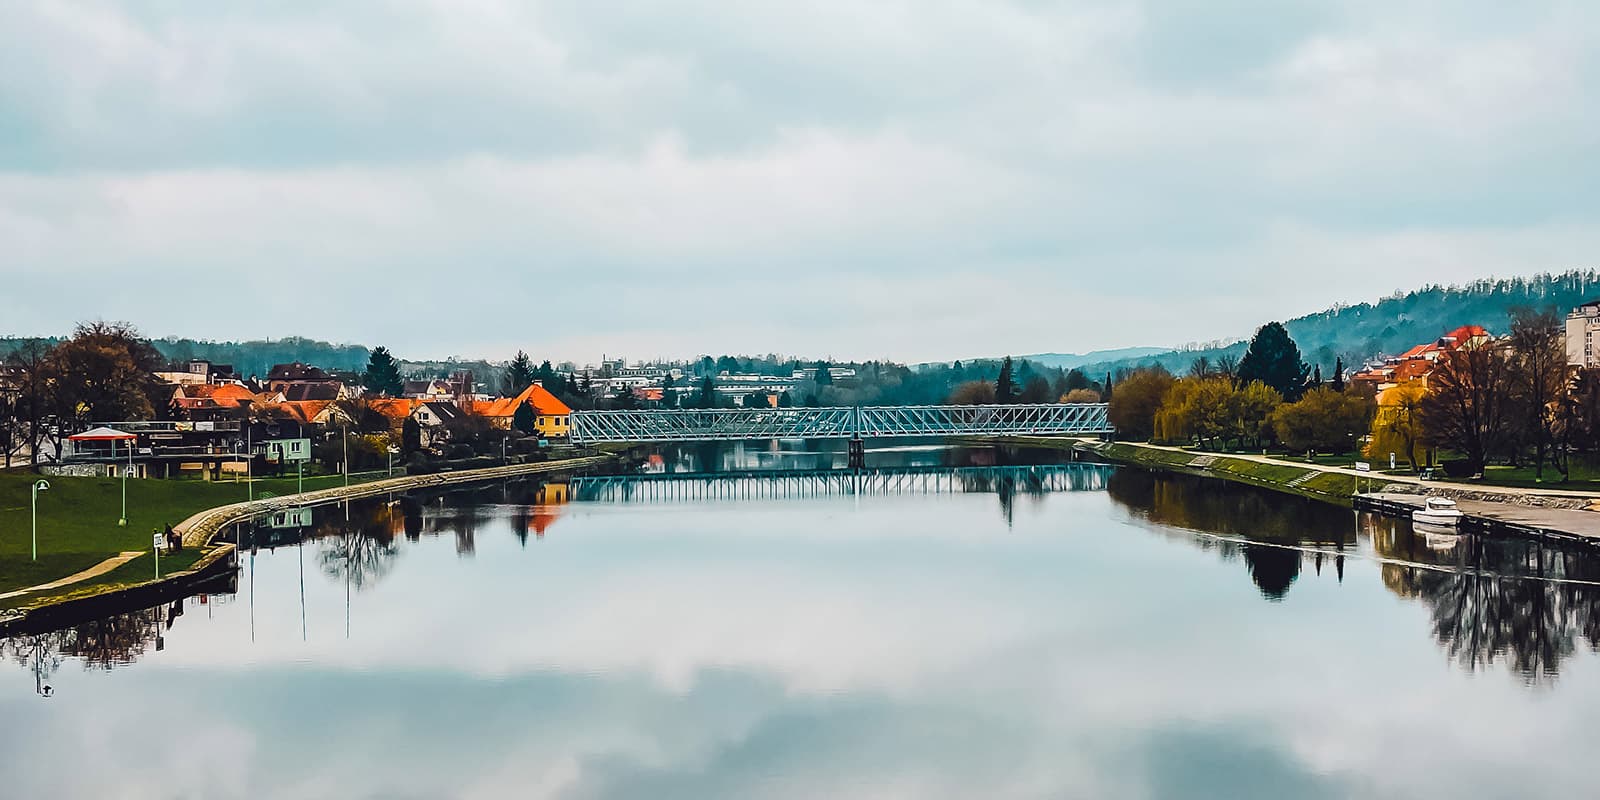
[569,464,1113,503]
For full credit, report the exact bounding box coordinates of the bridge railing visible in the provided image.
[569,403,1111,443]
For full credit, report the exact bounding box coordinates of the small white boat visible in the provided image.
[1412,497,1463,528]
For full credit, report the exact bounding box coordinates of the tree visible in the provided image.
[1309,364,1323,390]
[1507,308,1568,480]
[1230,380,1283,449]
[813,361,834,386]
[948,380,997,405]
[1108,368,1174,441]
[503,350,535,396]
[777,391,794,408]
[401,415,423,454]
[45,321,163,423]
[1419,345,1513,473]
[1330,357,1346,392]
[1270,386,1372,454]
[362,346,404,396]
[698,376,716,409]
[1236,322,1311,401]
[512,401,537,434]
[1062,388,1101,404]
[662,373,676,408]
[1367,382,1426,470]
[744,391,770,409]
[335,398,394,434]
[994,357,1018,404]
[1018,375,1053,404]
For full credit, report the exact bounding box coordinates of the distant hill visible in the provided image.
[1019,347,1170,370]
[1074,270,1600,378]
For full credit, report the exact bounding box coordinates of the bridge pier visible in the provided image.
[848,436,865,470]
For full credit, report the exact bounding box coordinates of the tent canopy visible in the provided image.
[68,426,137,441]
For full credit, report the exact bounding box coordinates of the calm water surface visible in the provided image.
[4,447,1600,799]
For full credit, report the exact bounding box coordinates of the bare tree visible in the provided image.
[1507,308,1569,481]
[1419,343,1514,474]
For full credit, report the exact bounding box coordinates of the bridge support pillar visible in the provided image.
[848,436,865,470]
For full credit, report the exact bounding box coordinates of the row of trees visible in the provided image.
[1114,321,1374,455]
[1,322,171,466]
[1112,310,1600,481]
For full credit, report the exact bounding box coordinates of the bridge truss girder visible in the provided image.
[569,403,1111,443]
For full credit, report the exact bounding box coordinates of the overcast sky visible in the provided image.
[3,1,1597,364]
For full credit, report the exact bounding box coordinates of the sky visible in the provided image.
[2,1,1597,364]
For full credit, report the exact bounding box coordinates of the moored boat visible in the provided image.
[1412,497,1462,528]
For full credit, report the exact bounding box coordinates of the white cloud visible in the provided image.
[0,0,1596,361]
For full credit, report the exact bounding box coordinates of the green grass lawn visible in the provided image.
[0,469,386,595]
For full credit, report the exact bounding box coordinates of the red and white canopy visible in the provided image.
[67,426,137,442]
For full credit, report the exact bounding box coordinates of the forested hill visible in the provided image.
[1074,270,1600,378]
[0,335,372,378]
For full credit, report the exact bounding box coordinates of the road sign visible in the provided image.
[153,532,166,551]
[1355,462,1371,472]
[1390,453,1397,470]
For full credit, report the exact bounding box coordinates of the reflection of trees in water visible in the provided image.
[1370,519,1600,684]
[318,519,400,593]
[1107,469,1354,600]
[4,603,176,682]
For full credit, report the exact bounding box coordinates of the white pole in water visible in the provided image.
[31,479,50,561]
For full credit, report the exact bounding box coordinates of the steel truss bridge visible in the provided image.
[568,463,1113,503]
[569,404,1112,443]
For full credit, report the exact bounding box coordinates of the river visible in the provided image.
[3,443,1600,799]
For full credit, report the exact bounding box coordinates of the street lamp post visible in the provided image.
[343,422,350,488]
[246,423,253,503]
[118,439,130,526]
[30,479,49,561]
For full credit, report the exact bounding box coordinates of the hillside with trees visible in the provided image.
[1076,270,1600,379]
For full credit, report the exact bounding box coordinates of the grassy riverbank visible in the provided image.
[0,471,381,596]
[970,436,1366,505]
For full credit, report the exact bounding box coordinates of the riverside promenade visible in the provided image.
[977,435,1600,545]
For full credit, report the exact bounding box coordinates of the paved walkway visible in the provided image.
[1076,439,1600,502]
[1359,492,1600,541]
[0,551,144,600]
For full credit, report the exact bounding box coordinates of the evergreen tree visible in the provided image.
[662,374,676,408]
[512,401,537,434]
[401,415,423,454]
[1311,364,1323,389]
[535,359,557,386]
[1331,357,1346,392]
[995,357,1018,404]
[1106,372,1114,399]
[1236,322,1311,401]
[778,391,794,408]
[362,346,404,396]
[503,350,536,395]
[698,376,716,409]
[814,361,834,386]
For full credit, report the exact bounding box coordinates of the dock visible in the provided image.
[1355,492,1600,546]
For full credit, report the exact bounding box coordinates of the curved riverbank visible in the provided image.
[970,435,1600,509]
[0,454,615,635]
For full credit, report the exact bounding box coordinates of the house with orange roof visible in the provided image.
[1350,325,1493,393]
[171,382,262,420]
[475,383,573,438]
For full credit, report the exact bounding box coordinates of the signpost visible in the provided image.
[152,532,164,579]
[1355,461,1371,495]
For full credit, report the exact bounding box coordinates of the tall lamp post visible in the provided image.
[31,479,49,561]
[118,438,130,526]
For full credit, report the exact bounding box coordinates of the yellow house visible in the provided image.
[475,383,573,438]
